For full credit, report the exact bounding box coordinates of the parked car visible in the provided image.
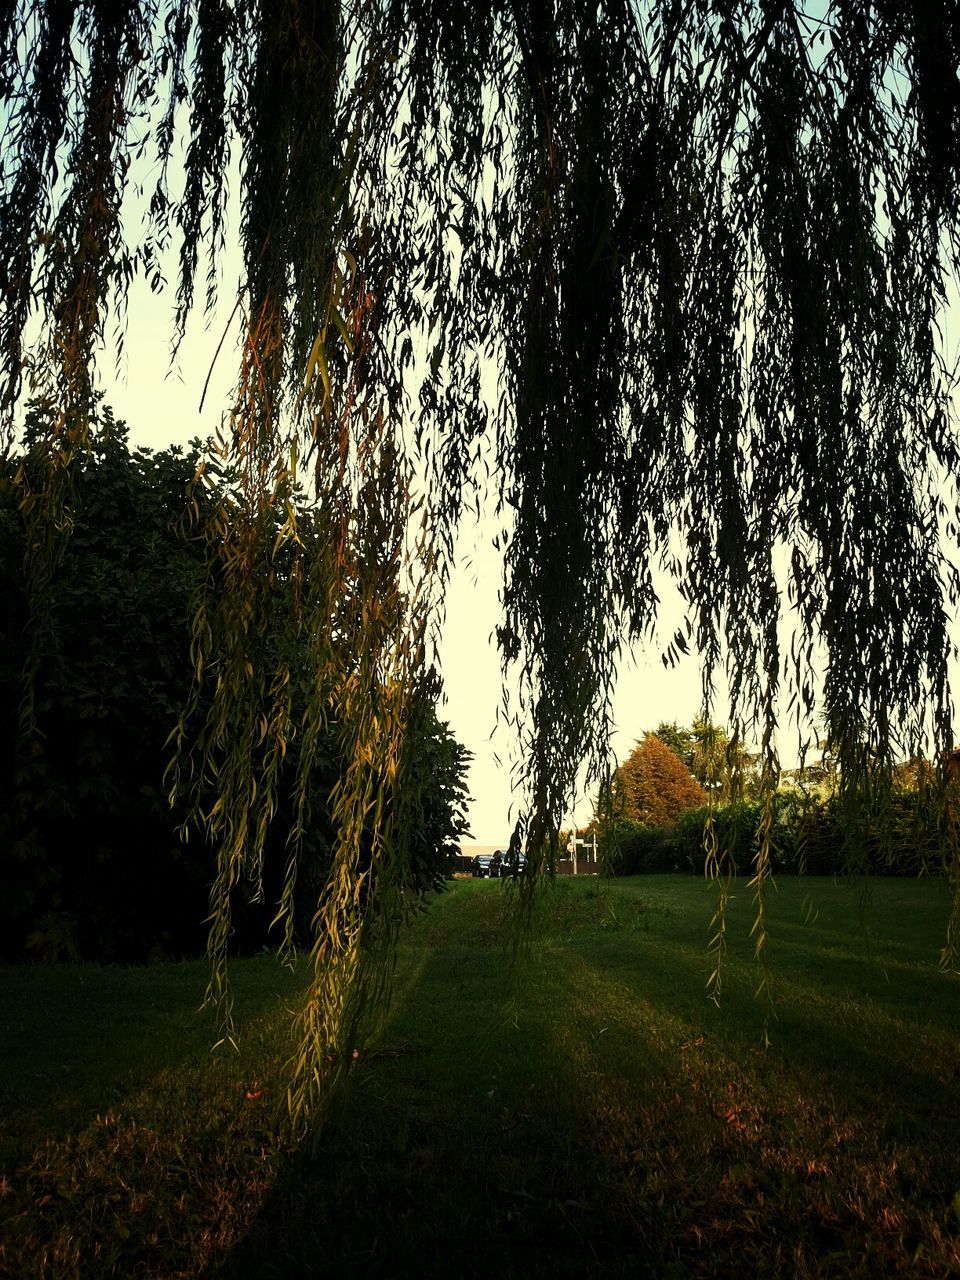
[495,851,526,878]
[472,851,527,878]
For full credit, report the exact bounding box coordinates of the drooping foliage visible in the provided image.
[2,1,960,1125]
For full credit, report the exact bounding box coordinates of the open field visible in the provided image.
[2,876,959,1278]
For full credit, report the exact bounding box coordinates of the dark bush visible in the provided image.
[605,821,680,874]
[673,791,941,879]
[0,407,470,962]
[674,801,763,875]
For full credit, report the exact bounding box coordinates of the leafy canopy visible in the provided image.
[653,718,761,797]
[2,1,960,1124]
[610,733,708,827]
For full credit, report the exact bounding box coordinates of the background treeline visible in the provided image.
[595,721,946,879]
[0,405,470,963]
[604,793,945,878]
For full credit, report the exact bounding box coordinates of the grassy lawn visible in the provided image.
[2,875,959,1278]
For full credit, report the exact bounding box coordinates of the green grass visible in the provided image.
[2,876,959,1278]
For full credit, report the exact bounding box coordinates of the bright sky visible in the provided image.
[437,513,711,841]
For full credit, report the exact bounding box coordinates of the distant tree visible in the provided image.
[782,745,941,801]
[609,734,708,828]
[780,740,841,797]
[652,722,697,772]
[653,717,759,798]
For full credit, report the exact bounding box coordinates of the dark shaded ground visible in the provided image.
[3,877,959,1278]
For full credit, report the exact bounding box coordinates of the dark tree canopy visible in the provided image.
[0,404,471,963]
[2,1,960,1126]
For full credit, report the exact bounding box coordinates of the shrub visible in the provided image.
[674,801,763,875]
[606,821,680,875]
[673,790,942,879]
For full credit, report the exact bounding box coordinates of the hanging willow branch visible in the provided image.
[3,0,960,1128]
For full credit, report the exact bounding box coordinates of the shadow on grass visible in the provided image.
[211,944,671,1278]
[212,886,960,1279]
[0,956,303,1159]
[5,880,958,1278]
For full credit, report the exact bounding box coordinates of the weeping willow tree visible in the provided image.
[2,1,960,1128]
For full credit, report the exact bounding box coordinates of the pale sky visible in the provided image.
[437,511,711,841]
